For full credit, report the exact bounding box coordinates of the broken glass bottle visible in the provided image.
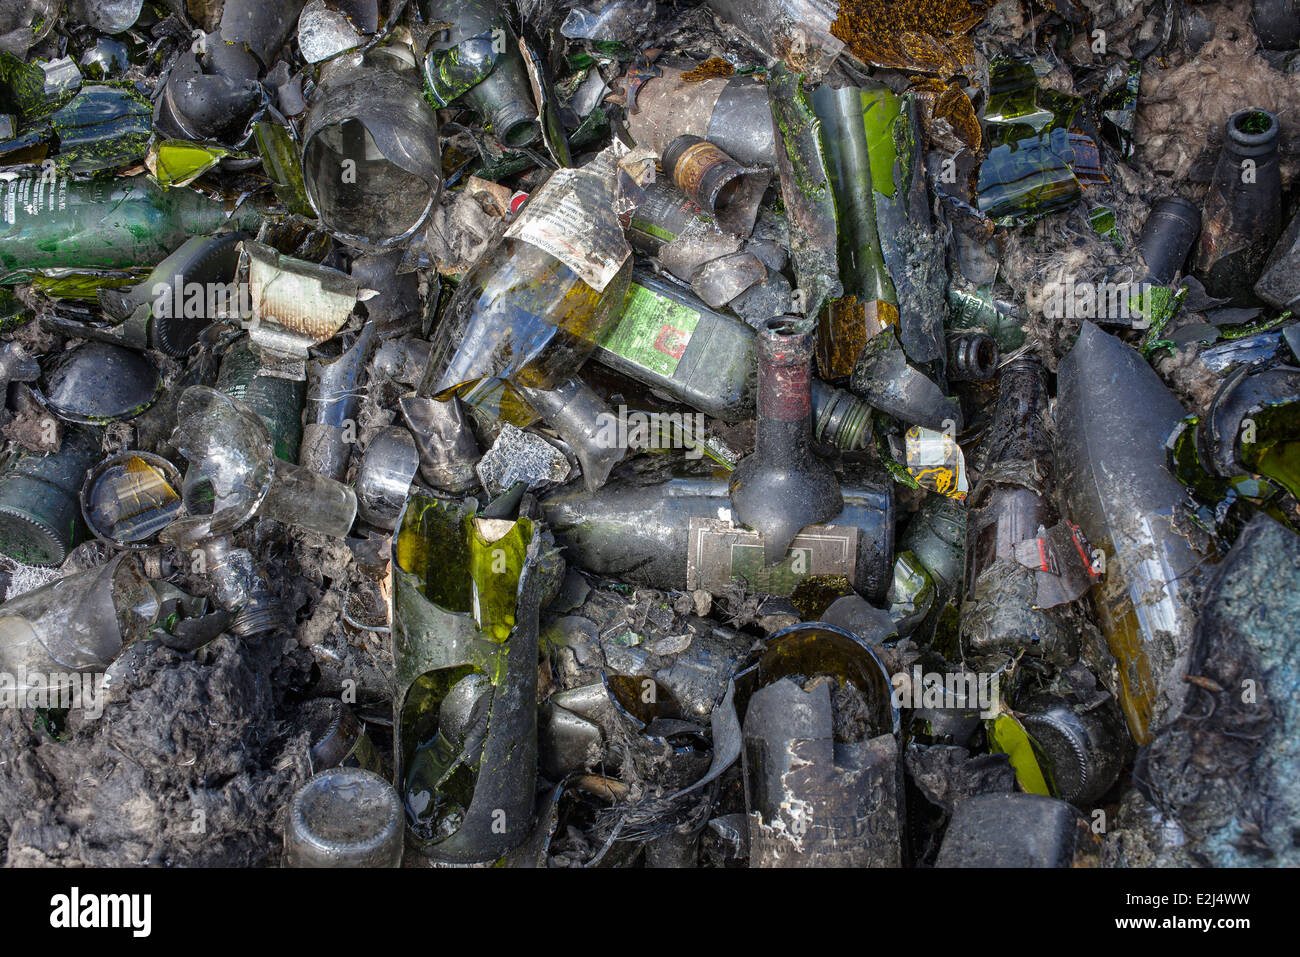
[1055,322,1205,744]
[621,180,741,285]
[768,63,841,324]
[730,317,843,564]
[0,553,178,686]
[421,148,633,426]
[1199,364,1300,503]
[593,272,873,449]
[740,622,902,867]
[0,425,100,566]
[37,83,152,174]
[90,232,249,358]
[898,494,967,649]
[399,394,480,494]
[812,82,899,380]
[0,173,261,280]
[1252,0,1300,49]
[704,0,843,79]
[160,386,356,545]
[850,326,963,432]
[1137,196,1201,286]
[301,42,443,246]
[391,491,542,862]
[301,698,381,775]
[947,285,1027,352]
[659,135,769,238]
[283,768,404,868]
[186,535,289,637]
[977,60,1101,227]
[1256,203,1300,311]
[153,35,265,148]
[356,425,421,531]
[1193,109,1283,302]
[80,451,183,548]
[542,472,894,602]
[961,356,1080,670]
[621,60,776,169]
[935,793,1088,868]
[823,82,945,367]
[422,0,540,150]
[301,324,374,482]
[513,375,626,492]
[217,338,306,463]
[1017,691,1127,807]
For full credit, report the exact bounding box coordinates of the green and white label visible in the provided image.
[598,283,700,377]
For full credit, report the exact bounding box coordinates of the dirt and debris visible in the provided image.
[0,635,314,866]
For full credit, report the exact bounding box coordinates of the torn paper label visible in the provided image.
[504,144,637,291]
[905,425,969,501]
[1012,520,1102,609]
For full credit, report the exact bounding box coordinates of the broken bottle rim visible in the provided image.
[301,45,443,247]
[740,620,901,738]
[160,386,357,548]
[80,450,184,549]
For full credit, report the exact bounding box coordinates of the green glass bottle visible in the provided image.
[812,82,900,379]
[593,273,874,449]
[0,172,261,281]
[392,491,543,863]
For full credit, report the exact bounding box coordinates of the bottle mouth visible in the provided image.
[814,389,873,450]
[764,315,810,337]
[1226,108,1278,153]
[967,336,999,379]
[661,134,703,175]
[493,102,541,149]
[1152,195,1200,219]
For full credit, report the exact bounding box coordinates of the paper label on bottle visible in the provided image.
[686,518,858,596]
[504,148,631,292]
[597,282,700,377]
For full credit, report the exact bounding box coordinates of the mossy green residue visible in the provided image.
[50,84,152,173]
[770,68,831,202]
[1236,110,1273,135]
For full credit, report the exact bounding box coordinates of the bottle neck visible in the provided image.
[755,320,816,467]
[810,381,872,451]
[985,357,1053,471]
